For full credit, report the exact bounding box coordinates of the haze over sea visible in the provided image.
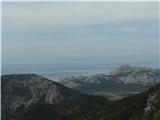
[2,57,159,77]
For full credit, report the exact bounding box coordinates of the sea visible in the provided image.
[1,61,159,82]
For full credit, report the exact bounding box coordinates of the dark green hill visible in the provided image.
[86,84,160,120]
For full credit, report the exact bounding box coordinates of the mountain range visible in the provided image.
[1,73,160,120]
[60,65,160,94]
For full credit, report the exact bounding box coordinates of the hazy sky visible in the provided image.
[2,2,159,65]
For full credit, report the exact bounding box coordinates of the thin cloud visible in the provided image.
[2,2,159,30]
[2,2,159,64]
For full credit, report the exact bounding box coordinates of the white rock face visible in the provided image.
[60,65,160,91]
[110,64,160,85]
[144,87,160,115]
[144,94,156,114]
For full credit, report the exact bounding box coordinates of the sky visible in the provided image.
[2,2,159,66]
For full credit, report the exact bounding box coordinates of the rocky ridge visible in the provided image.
[1,74,81,120]
[60,65,160,92]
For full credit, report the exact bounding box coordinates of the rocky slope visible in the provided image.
[110,64,160,85]
[1,74,108,120]
[60,65,160,93]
